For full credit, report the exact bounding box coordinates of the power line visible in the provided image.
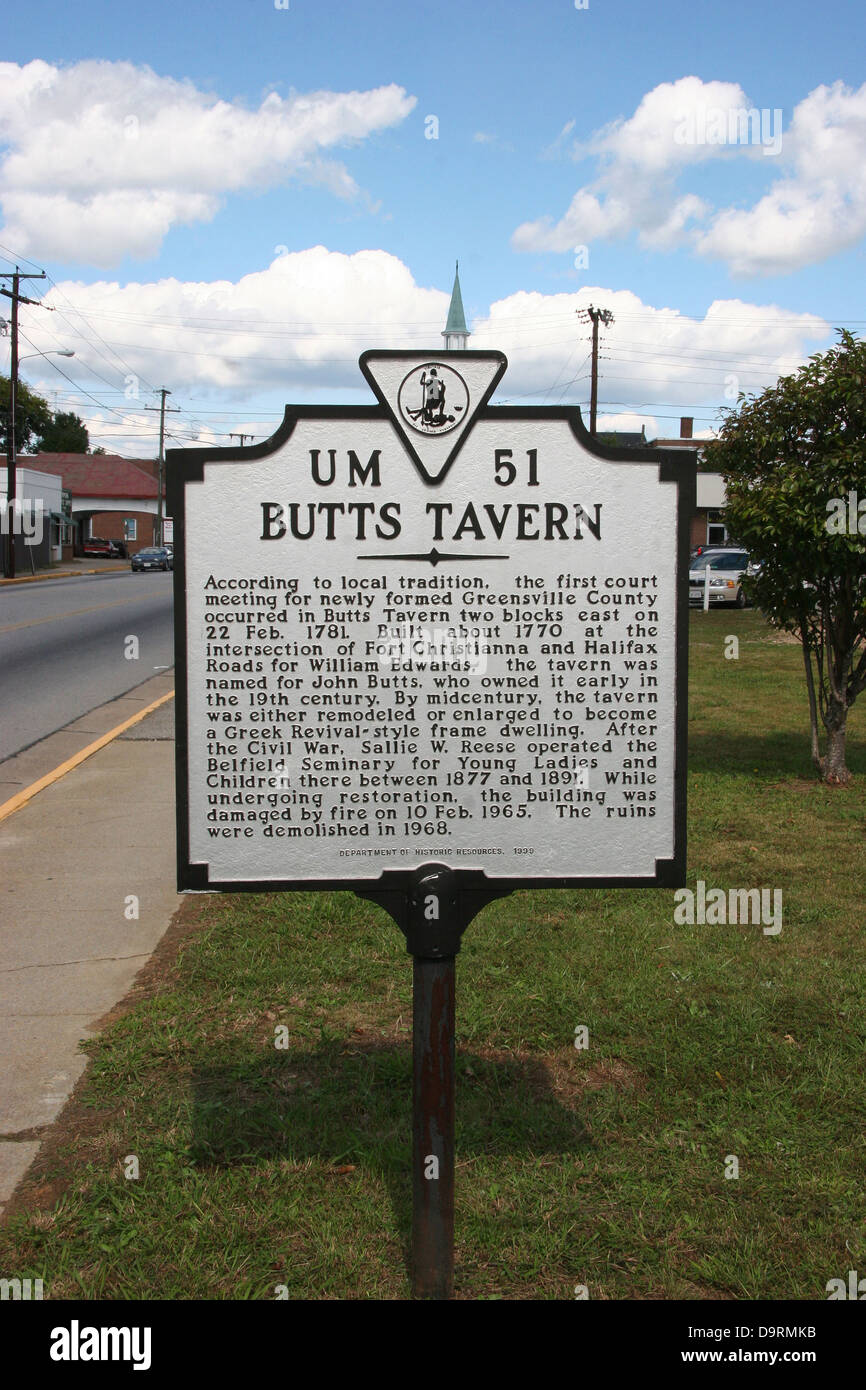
[41,275,160,398]
[0,242,45,274]
[16,330,140,424]
[32,301,854,336]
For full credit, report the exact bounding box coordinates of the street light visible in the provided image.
[4,347,76,578]
[20,348,75,360]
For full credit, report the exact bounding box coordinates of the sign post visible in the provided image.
[169,348,696,1299]
[409,866,456,1299]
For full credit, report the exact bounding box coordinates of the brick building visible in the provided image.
[648,418,729,549]
[24,453,168,556]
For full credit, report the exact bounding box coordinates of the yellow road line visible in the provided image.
[0,690,175,825]
[0,592,168,636]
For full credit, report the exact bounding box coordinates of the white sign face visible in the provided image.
[173,351,692,890]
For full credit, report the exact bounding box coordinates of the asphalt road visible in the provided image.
[0,571,174,762]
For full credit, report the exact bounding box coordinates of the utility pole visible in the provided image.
[576,305,614,434]
[228,433,253,448]
[2,269,47,578]
[145,389,180,546]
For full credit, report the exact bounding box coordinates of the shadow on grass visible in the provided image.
[188,1040,591,1280]
[687,729,865,779]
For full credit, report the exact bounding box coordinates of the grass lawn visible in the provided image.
[2,609,864,1299]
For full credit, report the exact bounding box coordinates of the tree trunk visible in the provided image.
[821,709,851,785]
[801,637,822,771]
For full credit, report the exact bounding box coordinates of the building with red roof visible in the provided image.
[24,453,168,556]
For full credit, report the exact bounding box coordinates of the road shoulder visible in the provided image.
[0,679,181,1213]
[0,673,174,798]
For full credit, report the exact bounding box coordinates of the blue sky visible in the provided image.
[2,0,864,452]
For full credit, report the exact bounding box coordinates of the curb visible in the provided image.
[0,566,122,585]
[0,689,176,824]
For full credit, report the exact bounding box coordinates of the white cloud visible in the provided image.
[472,286,828,411]
[595,412,658,437]
[23,247,449,400]
[472,130,513,152]
[9,256,830,454]
[513,77,866,277]
[514,78,745,254]
[541,119,577,161]
[2,189,218,266]
[0,60,416,265]
[695,81,866,274]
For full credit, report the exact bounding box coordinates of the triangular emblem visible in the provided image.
[359,350,507,483]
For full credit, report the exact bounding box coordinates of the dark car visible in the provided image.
[131,546,173,572]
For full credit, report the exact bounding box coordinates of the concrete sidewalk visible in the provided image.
[0,673,181,1212]
[0,558,130,586]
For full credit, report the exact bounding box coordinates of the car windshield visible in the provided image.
[692,552,748,571]
[137,549,162,557]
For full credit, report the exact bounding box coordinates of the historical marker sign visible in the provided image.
[170,349,695,900]
[170,347,696,1299]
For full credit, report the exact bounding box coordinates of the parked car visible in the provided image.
[688,548,752,608]
[131,546,173,572]
[690,543,740,563]
[82,536,115,557]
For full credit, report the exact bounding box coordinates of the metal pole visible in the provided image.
[157,388,169,548]
[412,953,455,1299]
[143,391,177,547]
[2,269,46,579]
[145,391,179,546]
[577,304,612,437]
[5,272,19,579]
[358,864,492,1299]
[589,309,600,435]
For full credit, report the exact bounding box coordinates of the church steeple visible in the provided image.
[442,261,470,350]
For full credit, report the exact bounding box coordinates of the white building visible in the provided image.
[1,467,67,571]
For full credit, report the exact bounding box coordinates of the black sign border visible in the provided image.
[359,348,507,483]
[168,353,696,920]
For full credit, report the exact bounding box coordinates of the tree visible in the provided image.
[35,411,89,453]
[706,330,866,785]
[0,375,53,453]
